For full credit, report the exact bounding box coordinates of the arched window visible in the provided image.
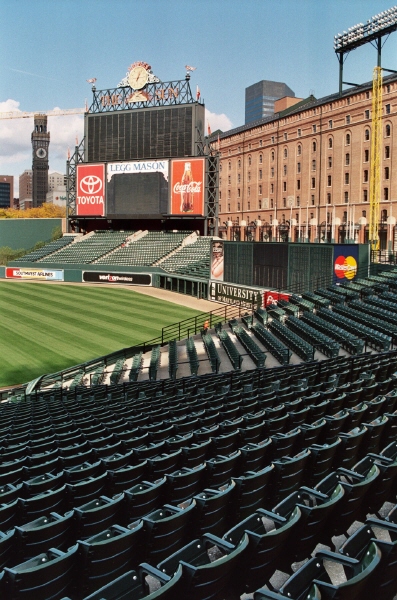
[283,148,288,158]
[228,161,231,170]
[328,137,333,148]
[386,124,391,137]
[259,154,263,164]
[238,159,241,169]
[312,140,317,152]
[271,150,275,161]
[297,145,302,156]
[346,133,351,145]
[364,129,370,141]
[248,155,252,166]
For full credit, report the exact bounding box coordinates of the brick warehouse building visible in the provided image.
[217,73,397,250]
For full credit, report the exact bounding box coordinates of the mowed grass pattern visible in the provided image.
[0,282,201,388]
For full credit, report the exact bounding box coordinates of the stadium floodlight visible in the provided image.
[334,6,397,52]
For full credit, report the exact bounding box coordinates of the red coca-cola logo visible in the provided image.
[173,181,202,194]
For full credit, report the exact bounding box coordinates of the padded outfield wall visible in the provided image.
[0,219,63,251]
[221,242,370,293]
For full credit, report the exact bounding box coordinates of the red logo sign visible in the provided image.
[76,164,105,216]
[170,158,205,216]
[264,291,291,306]
[334,255,357,279]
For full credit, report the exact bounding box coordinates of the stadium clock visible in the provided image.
[128,65,149,90]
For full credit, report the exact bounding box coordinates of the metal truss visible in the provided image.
[66,139,85,227]
[205,155,219,237]
[89,79,198,113]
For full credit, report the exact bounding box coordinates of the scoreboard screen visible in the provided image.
[106,160,169,218]
[85,104,204,163]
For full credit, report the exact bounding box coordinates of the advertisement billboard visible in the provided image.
[106,160,169,217]
[209,281,263,309]
[211,240,224,281]
[82,271,152,286]
[333,245,359,283]
[170,158,205,216]
[263,291,291,306]
[6,268,64,281]
[76,163,105,216]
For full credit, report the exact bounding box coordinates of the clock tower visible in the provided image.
[31,114,50,207]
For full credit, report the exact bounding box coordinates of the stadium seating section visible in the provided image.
[7,253,397,597]
[20,230,212,278]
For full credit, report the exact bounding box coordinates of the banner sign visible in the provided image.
[107,160,169,179]
[76,163,105,216]
[264,291,291,306]
[82,271,152,286]
[209,281,263,309]
[333,244,359,283]
[211,240,224,281]
[170,158,205,216]
[6,268,64,281]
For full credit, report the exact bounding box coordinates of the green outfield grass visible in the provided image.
[0,281,201,388]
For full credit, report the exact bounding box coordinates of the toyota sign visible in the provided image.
[76,164,105,216]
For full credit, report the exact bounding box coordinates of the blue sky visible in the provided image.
[1,0,396,195]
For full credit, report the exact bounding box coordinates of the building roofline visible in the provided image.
[213,72,397,141]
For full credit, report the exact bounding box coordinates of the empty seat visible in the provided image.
[339,516,397,600]
[232,464,274,521]
[14,511,75,560]
[66,473,108,508]
[223,505,301,594]
[74,494,125,539]
[142,499,196,563]
[165,464,206,504]
[107,461,148,496]
[0,528,16,570]
[3,543,78,600]
[194,481,236,537]
[77,521,145,597]
[157,532,250,600]
[124,478,166,522]
[18,486,67,525]
[205,451,241,488]
[316,457,380,537]
[81,565,184,600]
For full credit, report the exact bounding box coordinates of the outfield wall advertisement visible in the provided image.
[333,245,359,283]
[82,271,152,286]
[6,268,64,281]
[209,281,264,309]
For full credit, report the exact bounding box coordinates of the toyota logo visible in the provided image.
[80,175,103,194]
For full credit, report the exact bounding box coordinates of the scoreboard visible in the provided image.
[85,104,204,163]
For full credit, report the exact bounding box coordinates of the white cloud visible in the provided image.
[205,108,233,133]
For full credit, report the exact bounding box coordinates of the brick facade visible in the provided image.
[218,75,397,249]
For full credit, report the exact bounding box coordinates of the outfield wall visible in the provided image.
[0,219,63,251]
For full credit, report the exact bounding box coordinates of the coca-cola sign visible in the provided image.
[76,164,105,216]
[170,158,205,216]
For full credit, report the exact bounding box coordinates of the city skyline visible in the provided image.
[1,0,396,195]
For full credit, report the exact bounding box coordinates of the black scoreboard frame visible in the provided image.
[84,103,205,163]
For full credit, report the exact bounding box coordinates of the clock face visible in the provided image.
[36,147,47,159]
[128,65,149,90]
